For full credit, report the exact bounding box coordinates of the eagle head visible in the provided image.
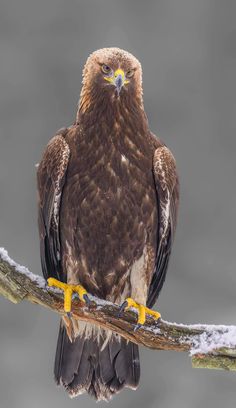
[79,47,143,114]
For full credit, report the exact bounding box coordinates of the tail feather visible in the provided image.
[54,323,140,401]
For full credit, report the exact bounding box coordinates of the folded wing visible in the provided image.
[147,145,179,308]
[37,130,70,282]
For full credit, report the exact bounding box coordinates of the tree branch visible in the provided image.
[1,247,236,371]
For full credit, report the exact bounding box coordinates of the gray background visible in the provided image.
[0,0,236,407]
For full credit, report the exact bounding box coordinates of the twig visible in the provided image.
[1,247,236,371]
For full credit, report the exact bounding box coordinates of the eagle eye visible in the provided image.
[101,64,112,75]
[126,69,135,78]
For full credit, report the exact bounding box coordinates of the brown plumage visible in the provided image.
[37,47,179,401]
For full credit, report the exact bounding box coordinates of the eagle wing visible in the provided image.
[37,130,70,282]
[147,145,179,308]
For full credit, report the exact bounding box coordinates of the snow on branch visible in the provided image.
[1,247,236,371]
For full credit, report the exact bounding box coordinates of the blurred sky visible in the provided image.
[1,0,236,407]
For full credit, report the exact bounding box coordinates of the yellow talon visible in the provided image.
[122,297,161,326]
[47,278,89,313]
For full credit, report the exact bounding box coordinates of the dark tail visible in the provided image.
[54,323,140,401]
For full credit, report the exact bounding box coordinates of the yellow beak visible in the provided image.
[104,69,129,93]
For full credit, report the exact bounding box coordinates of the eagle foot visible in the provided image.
[47,278,90,313]
[119,297,161,328]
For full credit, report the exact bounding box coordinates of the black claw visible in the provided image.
[83,294,92,306]
[134,323,142,332]
[118,301,128,318]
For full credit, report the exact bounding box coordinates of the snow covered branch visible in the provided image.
[1,247,236,371]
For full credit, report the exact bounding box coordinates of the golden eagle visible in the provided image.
[37,48,179,401]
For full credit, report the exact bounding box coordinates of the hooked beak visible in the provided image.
[104,68,129,95]
[115,73,124,95]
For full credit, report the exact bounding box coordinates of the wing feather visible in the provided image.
[37,130,70,282]
[147,146,179,308]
